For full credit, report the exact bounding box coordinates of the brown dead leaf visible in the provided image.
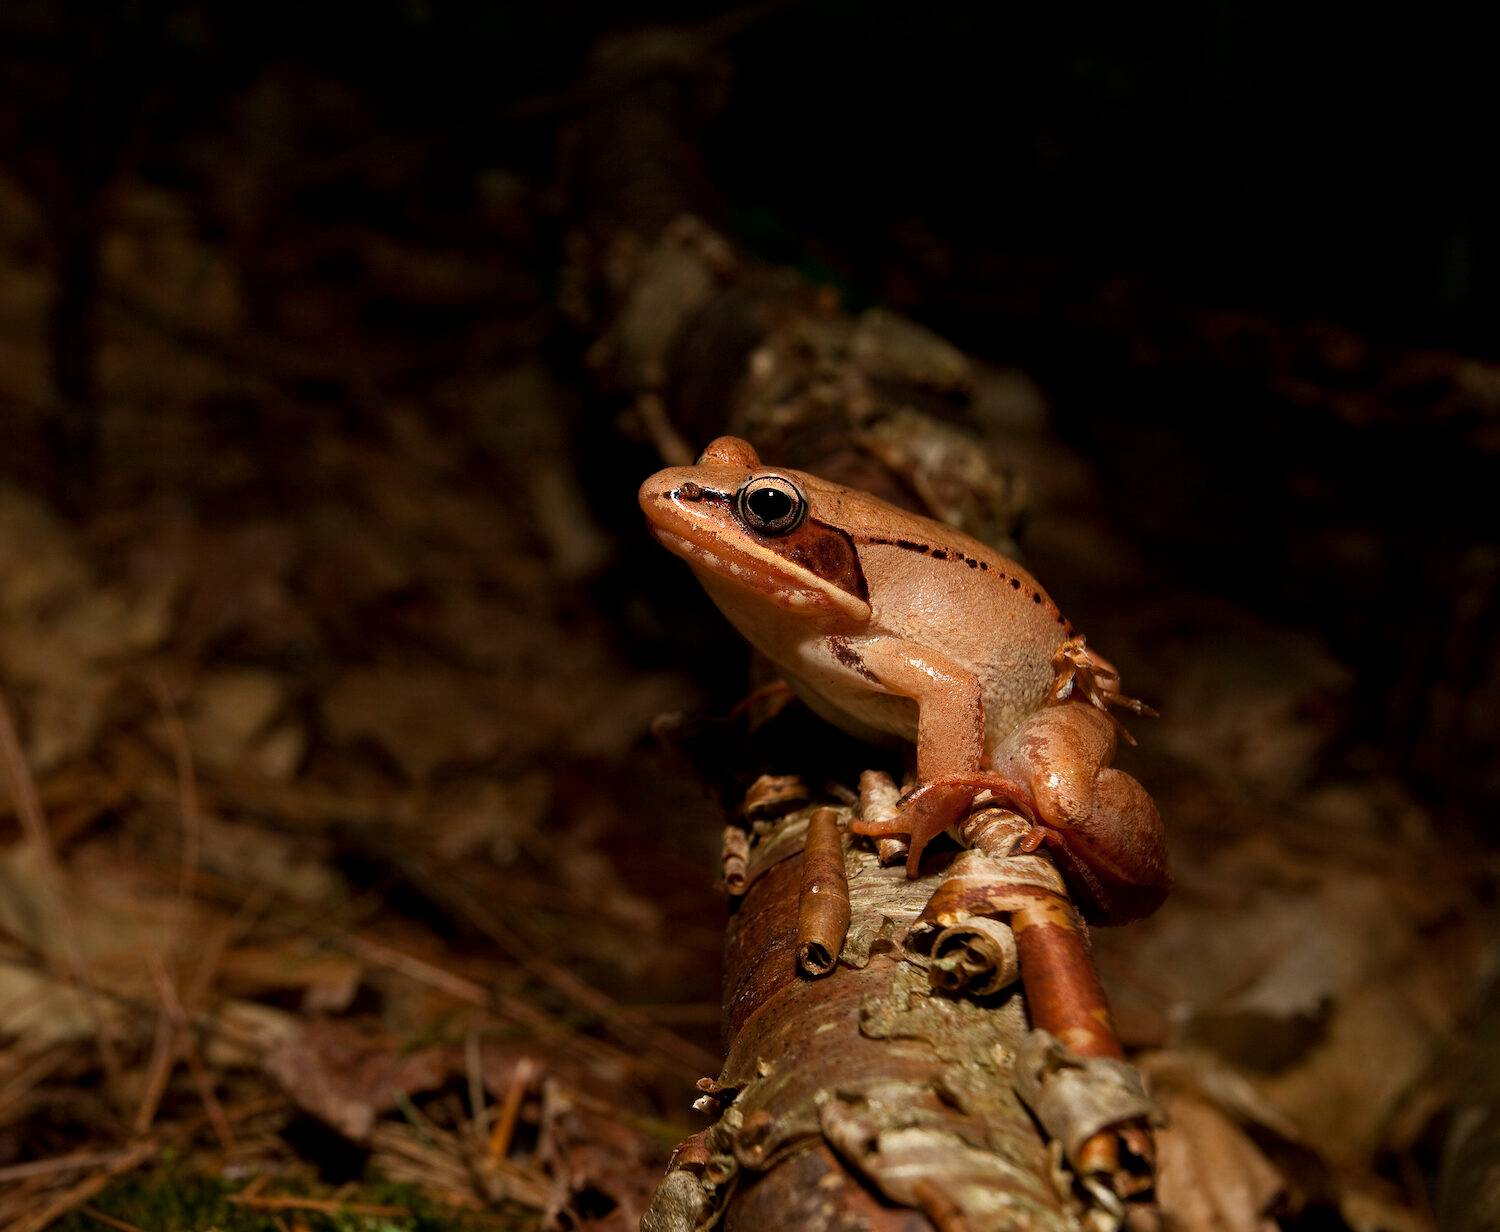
[1141,608,1354,798]
[217,940,363,1014]
[262,1018,455,1141]
[539,1079,661,1232]
[195,815,341,904]
[1256,979,1440,1170]
[1156,1091,1288,1232]
[181,669,290,772]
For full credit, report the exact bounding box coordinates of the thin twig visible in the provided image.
[78,1206,145,1232]
[144,951,235,1152]
[465,1029,488,1141]
[485,1059,538,1164]
[225,1194,409,1217]
[3,1140,159,1232]
[0,1149,140,1184]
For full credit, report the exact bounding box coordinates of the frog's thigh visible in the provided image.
[837,636,986,778]
[997,700,1117,824]
[1055,766,1169,923]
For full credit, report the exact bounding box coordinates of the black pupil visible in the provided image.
[748,486,793,525]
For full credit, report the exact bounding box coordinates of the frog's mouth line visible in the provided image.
[647,515,868,621]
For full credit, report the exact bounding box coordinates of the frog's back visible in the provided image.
[811,481,1072,742]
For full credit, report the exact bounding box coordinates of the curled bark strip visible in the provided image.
[1009,901,1161,1200]
[796,807,851,977]
[954,810,1123,1060]
[957,807,1035,859]
[905,846,1066,957]
[939,808,1161,1206]
[642,801,1076,1231]
[668,1130,712,1172]
[858,768,909,866]
[743,773,809,823]
[721,825,750,897]
[740,810,811,894]
[929,914,1020,998]
[1010,903,1122,1062]
[1015,1031,1162,1173]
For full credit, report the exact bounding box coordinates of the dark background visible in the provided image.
[6,1,1496,819]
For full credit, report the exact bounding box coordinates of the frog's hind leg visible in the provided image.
[1001,702,1118,824]
[1041,766,1168,924]
[995,701,1168,923]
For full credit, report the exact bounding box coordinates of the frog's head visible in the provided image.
[639,436,870,624]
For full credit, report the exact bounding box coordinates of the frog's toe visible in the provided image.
[848,814,910,839]
[895,783,981,877]
[907,772,1034,820]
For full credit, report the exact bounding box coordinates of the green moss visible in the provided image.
[56,1170,539,1232]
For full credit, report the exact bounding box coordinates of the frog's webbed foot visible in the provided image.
[850,772,1034,877]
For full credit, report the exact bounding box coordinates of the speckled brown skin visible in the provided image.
[640,437,1168,924]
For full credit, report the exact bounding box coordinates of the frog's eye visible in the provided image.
[737,475,806,536]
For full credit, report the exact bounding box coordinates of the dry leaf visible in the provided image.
[1156,1091,1287,1232]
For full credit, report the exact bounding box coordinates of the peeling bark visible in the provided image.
[645,799,1079,1232]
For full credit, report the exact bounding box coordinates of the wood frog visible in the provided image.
[640,436,1168,923]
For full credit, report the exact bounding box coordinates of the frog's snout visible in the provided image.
[638,467,703,547]
[637,471,666,516]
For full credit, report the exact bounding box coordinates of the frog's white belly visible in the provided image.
[782,669,917,749]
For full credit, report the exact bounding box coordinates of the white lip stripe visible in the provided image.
[654,509,869,622]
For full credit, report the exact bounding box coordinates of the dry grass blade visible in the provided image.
[0,1150,139,1184]
[148,677,203,938]
[486,1058,538,1164]
[226,1194,408,1216]
[1,1140,160,1232]
[145,951,235,1151]
[371,1120,551,1211]
[78,1206,146,1232]
[0,691,124,1094]
[340,934,487,1004]
[465,1029,488,1140]
[0,1048,76,1125]
[129,999,178,1136]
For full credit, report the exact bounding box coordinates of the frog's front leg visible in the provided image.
[994,701,1169,924]
[836,637,1028,876]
